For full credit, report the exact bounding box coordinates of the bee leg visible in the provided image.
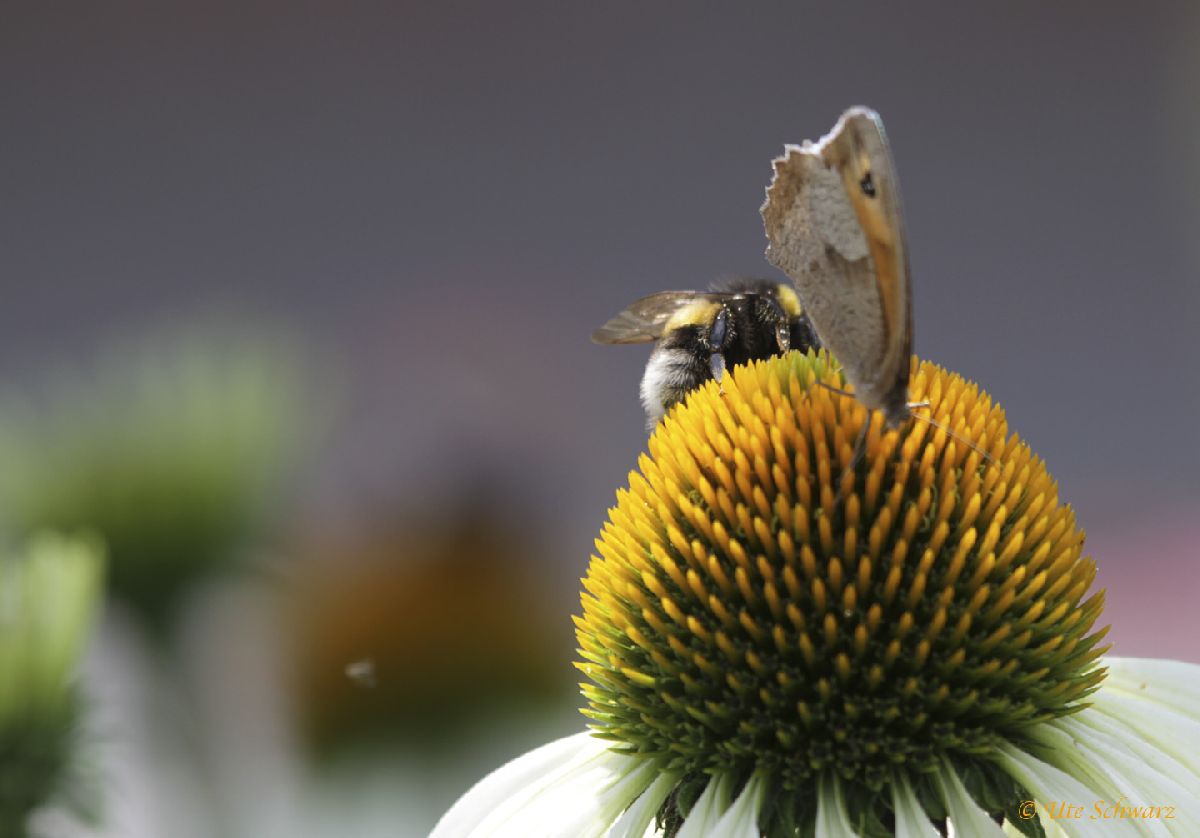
[707,307,730,394]
[709,351,726,393]
[775,321,791,352]
[766,297,790,352]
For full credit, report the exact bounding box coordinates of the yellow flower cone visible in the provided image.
[436,353,1200,837]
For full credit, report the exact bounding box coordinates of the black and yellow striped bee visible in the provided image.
[593,277,822,428]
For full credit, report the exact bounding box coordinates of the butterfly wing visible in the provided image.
[820,109,912,392]
[761,107,912,421]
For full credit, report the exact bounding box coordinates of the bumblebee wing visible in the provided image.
[591,291,715,344]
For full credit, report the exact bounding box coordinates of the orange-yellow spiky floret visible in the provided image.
[575,352,1108,792]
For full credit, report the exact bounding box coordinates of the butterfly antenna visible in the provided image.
[906,401,995,466]
[811,363,870,506]
[814,367,994,506]
[833,415,870,507]
[824,397,995,511]
[816,378,855,399]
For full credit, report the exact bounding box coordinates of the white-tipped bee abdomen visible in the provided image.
[640,345,704,429]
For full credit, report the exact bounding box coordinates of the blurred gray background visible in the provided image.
[3,2,1199,834]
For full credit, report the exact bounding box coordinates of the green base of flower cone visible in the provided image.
[575,351,1109,833]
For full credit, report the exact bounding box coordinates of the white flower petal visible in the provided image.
[1035,690,1200,837]
[1074,703,1200,787]
[708,774,768,838]
[676,773,734,838]
[1055,714,1200,836]
[1092,676,1200,778]
[815,774,861,838]
[588,760,669,836]
[892,774,939,838]
[1094,694,1200,776]
[995,741,1142,838]
[1105,658,1200,719]
[935,760,1005,838]
[431,732,650,838]
[432,733,599,838]
[1028,723,1127,807]
[1001,819,1070,837]
[608,770,677,838]
[1040,722,1170,838]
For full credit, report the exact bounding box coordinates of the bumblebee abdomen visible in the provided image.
[640,328,710,428]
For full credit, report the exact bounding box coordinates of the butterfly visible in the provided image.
[761,106,914,428]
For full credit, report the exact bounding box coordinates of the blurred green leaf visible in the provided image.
[0,534,104,837]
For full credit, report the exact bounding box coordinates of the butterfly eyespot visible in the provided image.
[859,171,876,197]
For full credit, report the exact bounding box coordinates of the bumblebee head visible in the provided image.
[662,299,732,382]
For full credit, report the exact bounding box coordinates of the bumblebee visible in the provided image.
[593,277,822,428]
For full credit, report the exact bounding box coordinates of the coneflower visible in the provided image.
[434,352,1199,837]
